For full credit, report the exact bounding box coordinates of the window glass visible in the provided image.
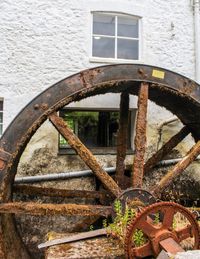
[117,39,138,60]
[93,14,115,36]
[0,113,2,124]
[60,110,122,148]
[93,37,115,58]
[92,13,140,60]
[118,16,138,38]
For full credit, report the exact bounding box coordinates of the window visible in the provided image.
[59,108,136,153]
[92,12,140,61]
[0,100,3,137]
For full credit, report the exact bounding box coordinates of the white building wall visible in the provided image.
[0,0,198,130]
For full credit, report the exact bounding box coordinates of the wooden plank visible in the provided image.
[132,82,149,188]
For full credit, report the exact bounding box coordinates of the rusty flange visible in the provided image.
[124,202,200,258]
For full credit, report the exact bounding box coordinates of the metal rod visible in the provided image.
[13,185,109,200]
[15,167,115,184]
[38,228,107,249]
[116,92,129,187]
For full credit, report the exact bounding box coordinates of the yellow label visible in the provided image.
[152,69,165,79]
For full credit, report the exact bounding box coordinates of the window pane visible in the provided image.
[93,36,115,58]
[0,124,2,135]
[117,39,138,60]
[118,16,138,38]
[0,113,2,123]
[93,14,115,36]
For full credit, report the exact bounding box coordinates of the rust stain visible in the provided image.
[179,79,196,95]
[80,69,101,88]
[138,68,148,79]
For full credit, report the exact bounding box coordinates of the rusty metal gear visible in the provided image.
[112,188,157,218]
[124,202,200,259]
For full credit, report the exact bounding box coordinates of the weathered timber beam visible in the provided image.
[13,185,109,200]
[132,82,149,188]
[144,126,190,174]
[116,92,129,186]
[152,140,200,197]
[0,202,112,217]
[49,112,121,197]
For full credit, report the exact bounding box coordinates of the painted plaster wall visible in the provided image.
[0,0,198,131]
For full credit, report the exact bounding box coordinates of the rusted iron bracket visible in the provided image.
[132,82,149,188]
[49,112,121,197]
[144,126,190,174]
[38,228,107,249]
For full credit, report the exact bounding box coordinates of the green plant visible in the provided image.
[132,229,146,247]
[153,212,160,225]
[102,218,108,228]
[107,199,136,244]
[89,225,94,231]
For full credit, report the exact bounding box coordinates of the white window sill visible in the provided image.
[89,57,143,64]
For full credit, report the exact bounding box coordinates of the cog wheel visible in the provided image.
[124,202,200,259]
[112,188,157,218]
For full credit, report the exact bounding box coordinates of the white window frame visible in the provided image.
[0,99,3,137]
[90,12,142,64]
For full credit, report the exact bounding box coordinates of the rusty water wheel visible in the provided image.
[124,202,200,258]
[0,64,200,258]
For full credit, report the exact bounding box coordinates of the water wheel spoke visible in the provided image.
[175,225,193,241]
[13,185,109,200]
[0,202,112,217]
[151,140,200,197]
[162,208,175,228]
[132,82,149,188]
[132,241,153,258]
[49,112,121,197]
[137,218,157,237]
[116,92,129,186]
[144,126,190,174]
